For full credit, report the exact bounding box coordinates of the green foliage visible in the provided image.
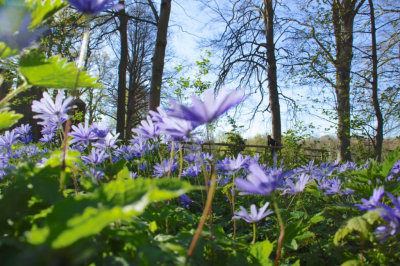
[0,110,23,130]
[19,53,101,89]
[27,0,67,29]
[250,240,274,265]
[0,43,19,59]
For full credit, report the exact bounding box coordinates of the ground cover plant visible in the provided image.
[1,1,400,266]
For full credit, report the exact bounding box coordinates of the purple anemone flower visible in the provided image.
[282,174,310,195]
[168,88,247,125]
[32,91,73,127]
[235,163,280,195]
[323,177,342,195]
[158,116,199,141]
[153,158,178,178]
[66,0,123,15]
[39,133,55,143]
[233,202,273,223]
[355,187,385,211]
[131,116,160,141]
[81,148,106,165]
[182,165,201,178]
[14,124,32,135]
[179,194,193,209]
[91,120,110,139]
[92,132,120,150]
[130,172,137,179]
[184,153,198,163]
[0,130,20,153]
[69,123,98,147]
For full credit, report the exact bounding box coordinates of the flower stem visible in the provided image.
[186,169,217,263]
[167,141,175,178]
[232,171,236,240]
[252,223,257,245]
[0,82,31,107]
[178,143,183,180]
[273,199,285,266]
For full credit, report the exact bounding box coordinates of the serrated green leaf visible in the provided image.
[0,110,23,130]
[362,211,381,225]
[27,0,67,29]
[334,216,369,245]
[250,240,273,266]
[0,42,20,58]
[306,182,321,197]
[19,53,101,88]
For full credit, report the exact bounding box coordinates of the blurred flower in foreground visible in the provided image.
[0,7,49,51]
[168,88,247,125]
[66,0,123,15]
[233,202,273,223]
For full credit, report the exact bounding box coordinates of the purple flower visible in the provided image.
[158,116,198,141]
[14,124,32,135]
[81,148,106,165]
[91,120,110,139]
[235,164,279,195]
[184,153,198,163]
[314,161,337,180]
[139,163,146,171]
[86,168,105,180]
[373,193,400,241]
[0,9,49,51]
[218,153,248,172]
[92,132,120,150]
[39,133,55,143]
[19,134,33,144]
[66,0,123,15]
[130,172,137,179]
[0,130,20,153]
[23,145,40,157]
[69,123,98,147]
[153,158,178,178]
[71,145,85,153]
[282,174,310,195]
[182,165,201,178]
[233,202,273,223]
[355,187,385,211]
[131,116,159,141]
[32,91,73,127]
[168,88,247,125]
[179,194,193,209]
[323,177,342,195]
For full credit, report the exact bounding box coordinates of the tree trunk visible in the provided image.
[149,0,171,111]
[116,0,128,139]
[368,0,383,161]
[263,0,281,144]
[332,0,365,161]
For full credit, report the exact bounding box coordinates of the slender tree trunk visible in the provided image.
[263,0,281,144]
[117,0,128,139]
[368,0,383,161]
[149,0,171,111]
[332,0,365,161]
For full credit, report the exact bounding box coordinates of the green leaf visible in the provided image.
[0,43,19,58]
[116,166,130,181]
[340,260,362,266]
[310,214,325,224]
[27,0,67,29]
[0,110,23,130]
[250,240,273,266]
[19,53,101,88]
[306,182,321,197]
[334,216,369,245]
[26,178,194,248]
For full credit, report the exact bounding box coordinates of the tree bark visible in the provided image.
[116,0,128,139]
[149,0,171,112]
[332,0,365,161]
[368,0,383,161]
[263,0,281,144]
